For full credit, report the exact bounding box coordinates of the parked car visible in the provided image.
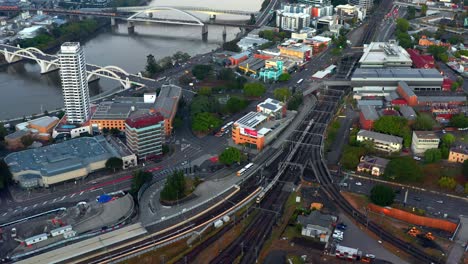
[337,223,347,230]
[355,182,362,186]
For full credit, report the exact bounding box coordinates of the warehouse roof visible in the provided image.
[358,129,403,145]
[360,105,379,121]
[399,105,417,120]
[28,116,59,128]
[154,84,182,120]
[352,68,442,79]
[359,41,412,67]
[4,136,117,177]
[417,95,467,103]
[398,81,416,97]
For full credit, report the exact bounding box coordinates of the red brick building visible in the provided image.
[396,81,418,107]
[359,105,379,130]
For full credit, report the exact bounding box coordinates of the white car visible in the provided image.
[355,182,362,186]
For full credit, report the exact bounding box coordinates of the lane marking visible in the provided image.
[70,193,76,198]
[2,213,7,216]
[52,198,57,203]
[42,201,47,205]
[60,196,66,201]
[33,204,38,208]
[13,209,18,213]
[23,207,28,211]
[79,191,84,196]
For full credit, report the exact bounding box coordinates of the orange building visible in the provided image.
[228,51,250,66]
[418,36,451,48]
[232,112,268,151]
[91,101,151,131]
[448,145,468,163]
[396,81,418,107]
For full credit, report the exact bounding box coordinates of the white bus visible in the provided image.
[236,163,254,176]
[297,79,304,84]
[220,121,234,132]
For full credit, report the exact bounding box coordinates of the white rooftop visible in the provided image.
[359,41,412,67]
[235,112,267,129]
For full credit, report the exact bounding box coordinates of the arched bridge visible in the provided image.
[0,44,156,89]
[101,6,259,16]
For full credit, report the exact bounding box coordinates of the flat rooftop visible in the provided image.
[28,116,59,128]
[235,112,268,129]
[359,41,412,66]
[352,68,443,80]
[258,98,283,112]
[239,57,265,71]
[92,101,152,120]
[413,131,439,140]
[4,136,117,177]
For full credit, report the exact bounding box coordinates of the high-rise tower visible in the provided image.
[58,42,90,124]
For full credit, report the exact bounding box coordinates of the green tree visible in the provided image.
[217,68,236,81]
[424,148,442,164]
[173,116,183,129]
[407,6,416,19]
[162,144,170,155]
[421,4,428,16]
[57,110,65,119]
[441,133,456,148]
[190,96,213,116]
[21,135,34,147]
[109,128,120,136]
[105,157,123,172]
[278,73,291,82]
[373,116,412,147]
[222,40,241,52]
[450,114,468,128]
[243,82,266,97]
[462,160,468,179]
[160,170,186,201]
[384,157,423,182]
[412,113,435,130]
[219,147,244,166]
[287,93,303,110]
[226,97,248,114]
[130,170,152,195]
[102,127,110,135]
[192,65,214,80]
[340,145,367,170]
[396,18,410,32]
[0,160,12,189]
[198,87,212,96]
[191,112,222,133]
[370,185,395,206]
[438,176,457,190]
[145,54,160,76]
[0,122,8,141]
[427,45,448,61]
[273,87,292,102]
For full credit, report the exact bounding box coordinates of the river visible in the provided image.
[0,0,262,120]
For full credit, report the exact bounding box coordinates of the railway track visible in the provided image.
[359,0,394,46]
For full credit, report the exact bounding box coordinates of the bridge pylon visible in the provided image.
[201,24,208,42]
[127,21,135,33]
[111,17,116,26]
[222,26,227,43]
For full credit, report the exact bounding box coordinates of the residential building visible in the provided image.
[4,130,33,150]
[418,35,451,48]
[58,42,90,124]
[448,144,468,163]
[276,11,311,31]
[357,155,390,176]
[279,44,312,62]
[237,34,269,51]
[359,41,413,68]
[280,3,312,15]
[125,112,164,159]
[4,136,127,188]
[357,130,403,152]
[257,98,286,119]
[153,84,182,136]
[359,105,379,130]
[297,210,337,242]
[335,4,366,20]
[348,0,373,10]
[406,49,435,69]
[411,131,440,155]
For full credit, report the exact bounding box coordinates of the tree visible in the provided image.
[370,185,395,206]
[0,160,12,190]
[441,133,456,148]
[162,144,170,155]
[21,135,34,147]
[412,114,435,131]
[384,157,423,183]
[217,68,236,81]
[243,82,266,97]
[340,145,367,170]
[462,160,468,179]
[105,157,123,172]
[407,6,416,19]
[160,170,186,201]
[287,93,303,110]
[450,114,468,128]
[278,73,291,82]
[438,176,457,190]
[273,87,292,102]
[145,54,160,76]
[57,110,65,119]
[102,127,110,135]
[421,4,428,16]
[191,112,222,133]
[226,97,248,114]
[190,96,213,116]
[424,148,441,164]
[219,147,244,166]
[373,116,412,147]
[0,122,7,141]
[130,170,152,195]
[192,64,213,80]
[198,87,212,96]
[109,128,120,136]
[427,45,448,61]
[222,40,241,52]
[396,18,410,33]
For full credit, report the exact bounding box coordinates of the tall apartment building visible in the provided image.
[276,12,311,31]
[348,0,373,10]
[58,42,90,124]
[125,112,164,159]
